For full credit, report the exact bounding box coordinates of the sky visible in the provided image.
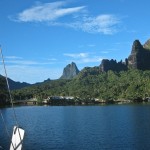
[0,0,150,83]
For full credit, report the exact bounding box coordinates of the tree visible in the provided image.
[0,76,8,105]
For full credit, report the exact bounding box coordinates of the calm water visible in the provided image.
[1,104,150,150]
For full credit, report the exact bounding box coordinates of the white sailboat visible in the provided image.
[0,47,25,150]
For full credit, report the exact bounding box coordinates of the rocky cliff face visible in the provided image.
[99,59,127,72]
[60,62,80,79]
[128,40,143,69]
[128,39,150,70]
[100,39,150,72]
[143,39,150,50]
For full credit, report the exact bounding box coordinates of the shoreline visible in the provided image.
[1,100,150,107]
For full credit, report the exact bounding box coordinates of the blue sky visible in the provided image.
[0,0,150,83]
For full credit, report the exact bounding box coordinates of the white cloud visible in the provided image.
[11,2,121,35]
[101,51,109,54]
[64,53,88,58]
[14,1,85,22]
[87,44,96,47]
[47,58,57,61]
[64,52,103,63]
[6,60,39,65]
[5,56,23,59]
[66,14,120,34]
[4,56,57,66]
[81,57,103,63]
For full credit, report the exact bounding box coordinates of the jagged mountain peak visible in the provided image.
[60,62,80,79]
[68,62,76,67]
[99,59,127,72]
[143,39,150,50]
[127,39,150,70]
[99,39,150,71]
[131,39,143,53]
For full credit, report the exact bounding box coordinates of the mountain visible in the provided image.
[128,39,150,70]
[77,66,100,79]
[60,62,80,79]
[143,39,150,50]
[0,75,31,90]
[100,39,150,72]
[99,59,128,72]
[8,78,31,90]
[0,75,8,105]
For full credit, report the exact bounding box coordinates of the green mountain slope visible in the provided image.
[11,69,150,102]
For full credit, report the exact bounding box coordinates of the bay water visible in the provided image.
[1,104,150,150]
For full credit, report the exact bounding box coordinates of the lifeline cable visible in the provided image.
[0,46,22,150]
[0,109,15,150]
[0,46,19,126]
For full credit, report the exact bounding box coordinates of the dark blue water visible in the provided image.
[1,104,150,150]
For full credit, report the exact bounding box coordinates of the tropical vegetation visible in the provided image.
[11,69,150,104]
[0,76,9,105]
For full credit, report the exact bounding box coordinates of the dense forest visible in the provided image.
[11,69,150,104]
[0,76,9,105]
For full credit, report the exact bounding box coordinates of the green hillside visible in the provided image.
[12,69,150,103]
[0,76,8,105]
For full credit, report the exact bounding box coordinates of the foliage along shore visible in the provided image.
[8,69,150,105]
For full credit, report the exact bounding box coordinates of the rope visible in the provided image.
[0,46,23,149]
[0,109,10,138]
[0,109,15,150]
[0,47,19,126]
